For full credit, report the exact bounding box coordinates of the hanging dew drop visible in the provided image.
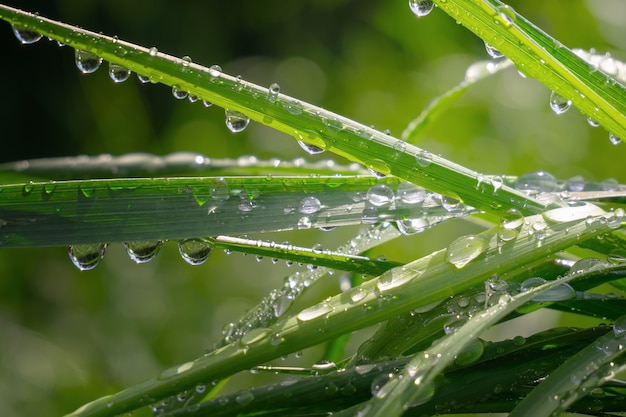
[587,117,600,127]
[409,0,434,17]
[137,74,150,83]
[366,184,394,207]
[484,42,504,59]
[124,240,162,264]
[268,83,280,103]
[68,243,107,271]
[549,91,571,115]
[172,86,188,100]
[11,24,42,44]
[446,235,489,268]
[178,239,212,265]
[75,49,103,74]
[108,62,131,83]
[203,100,213,107]
[225,109,250,133]
[609,133,622,145]
[297,141,325,155]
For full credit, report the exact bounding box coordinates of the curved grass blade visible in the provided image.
[65,209,616,416]
[0,5,546,218]
[401,59,513,144]
[432,0,626,140]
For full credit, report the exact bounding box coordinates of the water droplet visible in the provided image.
[365,159,391,178]
[178,239,212,265]
[455,339,485,366]
[396,182,426,205]
[68,243,107,271]
[409,0,434,17]
[240,328,272,346]
[172,86,188,100]
[208,64,222,81]
[225,109,250,133]
[613,315,626,336]
[299,196,321,214]
[520,277,576,302]
[203,100,213,107]
[268,83,280,103]
[366,184,394,207]
[297,141,325,155]
[23,181,35,195]
[297,302,332,322]
[397,218,430,235]
[567,175,585,192]
[235,390,254,406]
[484,42,504,59]
[516,171,557,193]
[297,217,312,229]
[542,201,605,223]
[11,24,42,44]
[108,62,130,83]
[137,73,150,83]
[75,49,103,74]
[443,316,468,334]
[609,133,622,145]
[148,47,158,56]
[446,235,489,268]
[549,91,571,115]
[601,177,619,191]
[322,117,343,132]
[376,269,416,292]
[350,287,368,303]
[415,149,432,167]
[361,206,379,224]
[496,5,516,25]
[124,241,162,263]
[587,117,600,127]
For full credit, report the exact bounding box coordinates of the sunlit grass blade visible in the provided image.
[432,0,626,140]
[402,59,513,143]
[65,207,615,416]
[0,4,546,218]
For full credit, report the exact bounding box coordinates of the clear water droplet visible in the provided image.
[137,73,151,83]
[297,302,332,322]
[124,241,162,263]
[210,178,230,201]
[587,117,599,127]
[396,182,426,205]
[11,24,42,44]
[297,141,325,155]
[75,49,103,74]
[108,62,130,83]
[542,201,605,223]
[68,243,107,271]
[496,5,516,26]
[297,217,312,229]
[455,339,485,366]
[299,196,321,214]
[148,47,158,57]
[415,150,432,167]
[209,64,222,81]
[446,235,489,268]
[516,171,557,193]
[268,82,280,103]
[609,133,622,145]
[549,91,571,115]
[240,328,272,346]
[366,184,394,207]
[567,175,585,192]
[409,0,434,17]
[172,86,188,100]
[225,109,250,133]
[203,100,213,107]
[365,159,391,178]
[396,218,430,235]
[484,42,504,59]
[178,239,212,265]
[361,205,379,224]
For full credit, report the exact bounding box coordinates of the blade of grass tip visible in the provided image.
[0,5,546,218]
[65,207,616,417]
[0,153,368,180]
[353,272,586,417]
[432,0,626,140]
[401,59,513,144]
[509,315,626,417]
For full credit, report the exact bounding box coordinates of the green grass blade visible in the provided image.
[0,5,546,217]
[432,0,626,140]
[65,207,615,416]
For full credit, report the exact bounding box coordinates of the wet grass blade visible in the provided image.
[0,4,546,218]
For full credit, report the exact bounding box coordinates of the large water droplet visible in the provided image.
[446,235,489,268]
[108,62,131,83]
[409,0,434,17]
[268,83,280,103]
[516,171,557,193]
[178,239,212,265]
[396,182,426,205]
[484,42,504,59]
[542,201,605,223]
[361,205,379,224]
[225,109,250,133]
[299,196,321,214]
[75,49,103,74]
[297,301,332,322]
[366,184,394,207]
[68,243,107,271]
[125,240,162,263]
[297,141,325,155]
[11,24,42,44]
[549,91,571,115]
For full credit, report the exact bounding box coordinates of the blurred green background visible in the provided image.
[0,1,624,416]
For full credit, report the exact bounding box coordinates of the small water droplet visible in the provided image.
[209,64,222,81]
[415,149,432,167]
[549,91,571,115]
[148,47,158,56]
[446,235,489,268]
[210,178,230,201]
[172,86,188,100]
[203,100,213,107]
[297,141,325,155]
[178,239,212,265]
[322,117,343,132]
[137,73,150,83]
[365,159,391,178]
[409,0,434,17]
[455,339,485,366]
[520,277,576,302]
[68,243,107,271]
[240,328,272,346]
[268,82,280,103]
[299,196,321,214]
[587,117,599,127]
[125,240,162,263]
[297,217,312,229]
[396,182,426,205]
[235,390,254,406]
[75,49,103,74]
[297,302,333,322]
[11,24,42,44]
[366,184,394,207]
[567,175,585,192]
[361,205,379,224]
[109,62,131,83]
[516,171,557,193]
[225,109,250,133]
[609,133,622,145]
[496,5,516,26]
[484,42,504,59]
[396,218,430,235]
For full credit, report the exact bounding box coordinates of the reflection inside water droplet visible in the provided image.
[109,62,131,83]
[11,24,42,44]
[446,235,489,268]
[75,49,103,74]
[225,109,250,133]
[409,0,434,17]
[125,240,162,263]
[178,239,212,265]
[68,243,107,271]
[549,91,571,115]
